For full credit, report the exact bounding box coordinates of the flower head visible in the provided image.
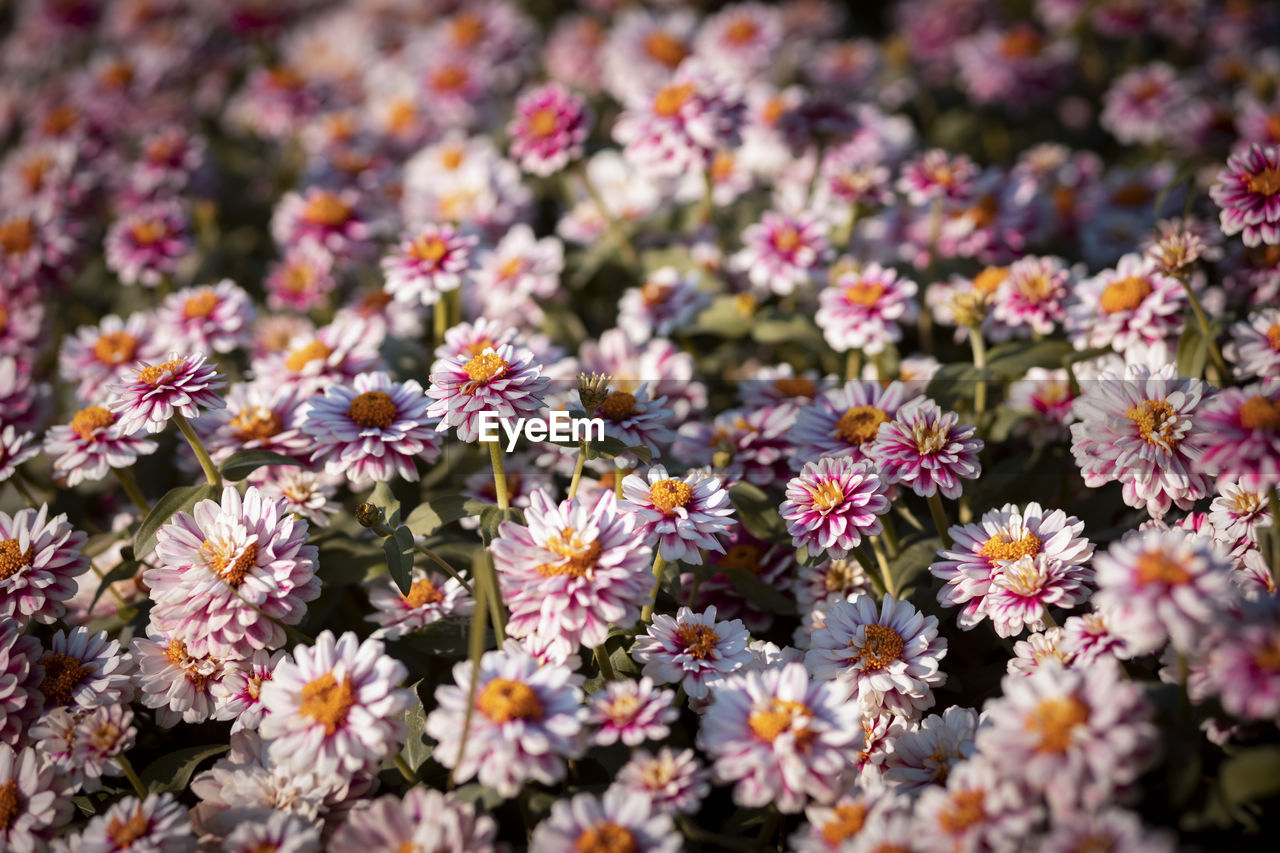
[44,405,157,487]
[1211,144,1280,247]
[870,398,983,499]
[508,82,590,176]
[781,456,889,559]
[426,343,550,444]
[0,504,89,628]
[529,788,679,853]
[620,465,737,565]
[587,677,679,747]
[632,605,752,699]
[816,263,919,355]
[382,223,477,308]
[107,352,225,435]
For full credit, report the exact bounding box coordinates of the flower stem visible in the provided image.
[174,413,222,488]
[1041,605,1058,629]
[615,466,628,501]
[640,554,667,624]
[451,556,490,789]
[577,164,638,268]
[870,536,897,599]
[113,467,151,514]
[1176,275,1231,385]
[968,325,987,422]
[394,753,417,784]
[480,550,507,644]
[9,470,41,508]
[119,754,148,798]
[567,441,588,500]
[1268,487,1280,589]
[593,644,616,681]
[845,349,862,382]
[485,440,509,511]
[927,492,953,549]
[880,513,901,558]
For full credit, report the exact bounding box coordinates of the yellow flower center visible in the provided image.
[999,26,1043,58]
[748,698,814,745]
[405,577,444,608]
[347,390,398,429]
[836,405,889,445]
[204,541,258,588]
[137,357,184,385]
[773,225,801,252]
[478,677,544,723]
[408,235,449,264]
[980,530,1042,564]
[774,377,816,398]
[1135,548,1191,586]
[821,803,869,844]
[973,266,1009,295]
[597,391,637,421]
[528,108,559,138]
[576,822,637,853]
[182,289,219,319]
[463,352,509,385]
[1240,394,1280,431]
[0,217,34,255]
[300,672,357,735]
[807,480,846,512]
[856,624,905,670]
[164,639,189,666]
[449,12,485,47]
[675,622,719,659]
[129,219,167,246]
[107,809,150,847]
[843,280,886,307]
[718,543,763,574]
[71,406,116,440]
[653,83,695,118]
[302,191,352,227]
[87,329,134,367]
[537,528,603,578]
[1246,167,1280,197]
[285,340,332,371]
[230,407,282,442]
[1099,276,1152,314]
[1125,399,1180,448]
[725,18,758,44]
[0,538,35,580]
[649,478,693,514]
[1266,323,1280,352]
[643,31,688,68]
[430,66,469,93]
[0,781,19,833]
[38,652,91,706]
[1027,695,1089,753]
[938,789,987,834]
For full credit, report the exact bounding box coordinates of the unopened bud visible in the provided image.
[577,372,613,412]
[355,502,384,530]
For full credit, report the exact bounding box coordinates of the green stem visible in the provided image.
[113,467,151,514]
[174,413,222,488]
[870,536,897,599]
[567,441,588,500]
[845,349,862,382]
[880,513,901,558]
[927,492,953,549]
[615,466,628,501]
[451,556,490,789]
[394,753,417,784]
[486,440,509,510]
[1268,487,1280,589]
[593,644,616,681]
[414,541,474,595]
[1041,605,1058,629]
[969,325,987,422]
[119,754,148,798]
[480,550,507,644]
[640,554,667,624]
[1176,275,1230,384]
[433,297,448,346]
[9,470,41,508]
[578,164,638,267]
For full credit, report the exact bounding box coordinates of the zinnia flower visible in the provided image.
[0,504,89,628]
[870,398,983,499]
[0,744,74,851]
[382,223,477,308]
[632,605,752,700]
[364,568,472,640]
[44,405,158,488]
[619,465,737,565]
[329,789,497,853]
[0,622,42,747]
[816,263,919,356]
[107,352,225,435]
[426,343,550,444]
[1197,378,1280,493]
[781,456,889,559]
[730,210,831,297]
[587,677,678,747]
[1211,143,1280,247]
[66,792,196,853]
[508,82,590,176]
[529,788,679,853]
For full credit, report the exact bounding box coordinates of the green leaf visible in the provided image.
[139,744,229,793]
[133,484,221,559]
[383,526,416,595]
[399,692,433,775]
[1220,746,1280,808]
[983,339,1073,378]
[751,314,824,347]
[452,783,506,810]
[219,450,304,482]
[465,501,524,545]
[316,539,384,587]
[88,559,141,610]
[369,481,401,527]
[728,482,786,541]
[888,536,943,597]
[1175,317,1209,379]
[404,496,472,537]
[688,295,753,339]
[721,567,795,614]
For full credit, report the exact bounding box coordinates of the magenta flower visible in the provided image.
[620,465,737,565]
[730,210,830,297]
[781,456,888,559]
[0,504,89,628]
[632,605,752,700]
[426,343,550,444]
[108,352,225,435]
[156,279,256,356]
[508,82,590,177]
[816,262,919,356]
[0,622,42,747]
[1212,144,1280,247]
[1198,378,1280,493]
[271,187,377,263]
[870,398,983,499]
[587,677,678,747]
[103,200,191,287]
[382,223,477,308]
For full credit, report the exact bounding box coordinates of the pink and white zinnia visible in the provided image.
[781,456,889,559]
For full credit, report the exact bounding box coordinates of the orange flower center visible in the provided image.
[1099,276,1152,313]
[999,26,1043,58]
[230,407,282,442]
[183,290,219,319]
[643,31,688,68]
[1135,548,1191,586]
[205,541,258,587]
[130,219,168,246]
[774,376,816,398]
[856,624,905,670]
[528,108,559,138]
[537,528,603,578]
[301,192,352,227]
[640,279,670,306]
[164,639,189,666]
[285,340,332,371]
[405,578,444,608]
[107,809,150,847]
[19,155,52,194]
[1027,695,1089,753]
[347,390,398,429]
[449,12,485,47]
[773,225,801,252]
[0,781,18,833]
[431,66,469,93]
[980,530,1042,564]
[463,352,509,386]
[1246,167,1280,197]
[843,280,886,307]
[137,357,185,385]
[675,622,719,659]
[1126,399,1180,448]
[38,652,91,706]
[409,235,449,264]
[576,822,637,853]
[43,105,79,135]
[725,18,758,44]
[719,543,763,574]
[0,538,35,580]
[938,789,987,834]
[807,480,846,512]
[748,698,814,745]
[0,217,33,255]
[597,391,638,421]
[440,146,465,170]
[649,478,693,514]
[1240,394,1280,431]
[478,677,544,723]
[821,803,869,844]
[93,331,139,365]
[972,266,1009,295]
[653,83,695,117]
[836,405,889,445]
[71,406,115,440]
[709,151,735,182]
[1266,323,1280,352]
[299,672,357,735]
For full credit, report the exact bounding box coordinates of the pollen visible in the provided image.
[597,391,638,421]
[207,541,258,587]
[999,25,1043,58]
[137,357,184,385]
[807,480,846,512]
[405,577,445,608]
[0,781,19,833]
[347,390,398,429]
[748,698,814,744]
[980,530,1042,564]
[463,351,509,385]
[643,31,688,69]
[1240,394,1280,431]
[1125,398,1180,449]
[640,280,670,306]
[300,672,358,735]
[972,266,1009,295]
[1135,548,1191,586]
[537,528,602,578]
[1246,167,1280,197]
[285,340,332,371]
[836,405,889,445]
[821,803,868,844]
[1098,276,1152,314]
[653,83,695,117]
[71,406,115,440]
[675,622,719,659]
[938,789,987,834]
[408,235,449,264]
[129,219,168,246]
[92,331,138,365]
[576,822,638,853]
[843,280,886,307]
[856,624,905,670]
[301,191,352,227]
[1266,324,1280,352]
[772,225,801,252]
[649,478,693,514]
[164,639,189,666]
[0,217,34,255]
[774,376,816,398]
[1027,695,1089,753]
[107,809,151,847]
[527,107,559,138]
[449,12,485,47]
[182,289,219,319]
[430,66,469,92]
[230,406,282,442]
[0,538,34,580]
[38,652,91,707]
[477,677,544,723]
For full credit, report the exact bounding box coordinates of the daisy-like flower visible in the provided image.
[68,792,195,853]
[792,556,873,645]
[221,813,322,853]
[1092,526,1236,658]
[201,381,309,467]
[529,788,679,853]
[984,553,1094,637]
[991,254,1072,337]
[0,504,89,628]
[132,628,224,727]
[619,465,737,565]
[427,343,550,444]
[148,486,319,658]
[258,469,339,529]
[0,427,39,485]
[301,371,441,488]
[1069,362,1211,518]
[0,622,41,747]
[36,627,133,711]
[58,313,161,403]
[679,529,794,633]
[104,200,191,287]
[252,315,384,398]
[789,791,894,853]
[271,187,377,263]
[617,267,709,344]
[1007,366,1076,447]
[930,502,1094,632]
[632,605,752,699]
[1208,484,1273,546]
[426,644,586,797]
[1211,143,1280,247]
[62,704,136,793]
[1041,808,1175,853]
[265,243,337,313]
[365,568,472,641]
[31,706,119,794]
[805,594,947,716]
[0,744,73,851]
[1060,612,1126,667]
[468,225,564,322]
[1198,378,1280,494]
[330,789,497,853]
[44,405,158,487]
[1100,62,1190,147]
[156,280,256,356]
[696,661,863,813]
[612,747,710,816]
[1226,307,1280,381]
[695,2,783,76]
[870,398,983,500]
[883,705,979,790]
[259,631,413,776]
[730,210,830,297]
[382,223,477,308]
[211,649,285,734]
[914,757,1043,853]
[588,677,679,747]
[1066,253,1185,356]
[508,82,590,177]
[591,386,676,462]
[107,352,225,435]
[897,149,979,205]
[1007,626,1074,676]
[789,380,911,469]
[816,263,919,356]
[1201,598,1280,723]
[492,488,652,659]
[781,456,889,559]
[976,661,1158,817]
